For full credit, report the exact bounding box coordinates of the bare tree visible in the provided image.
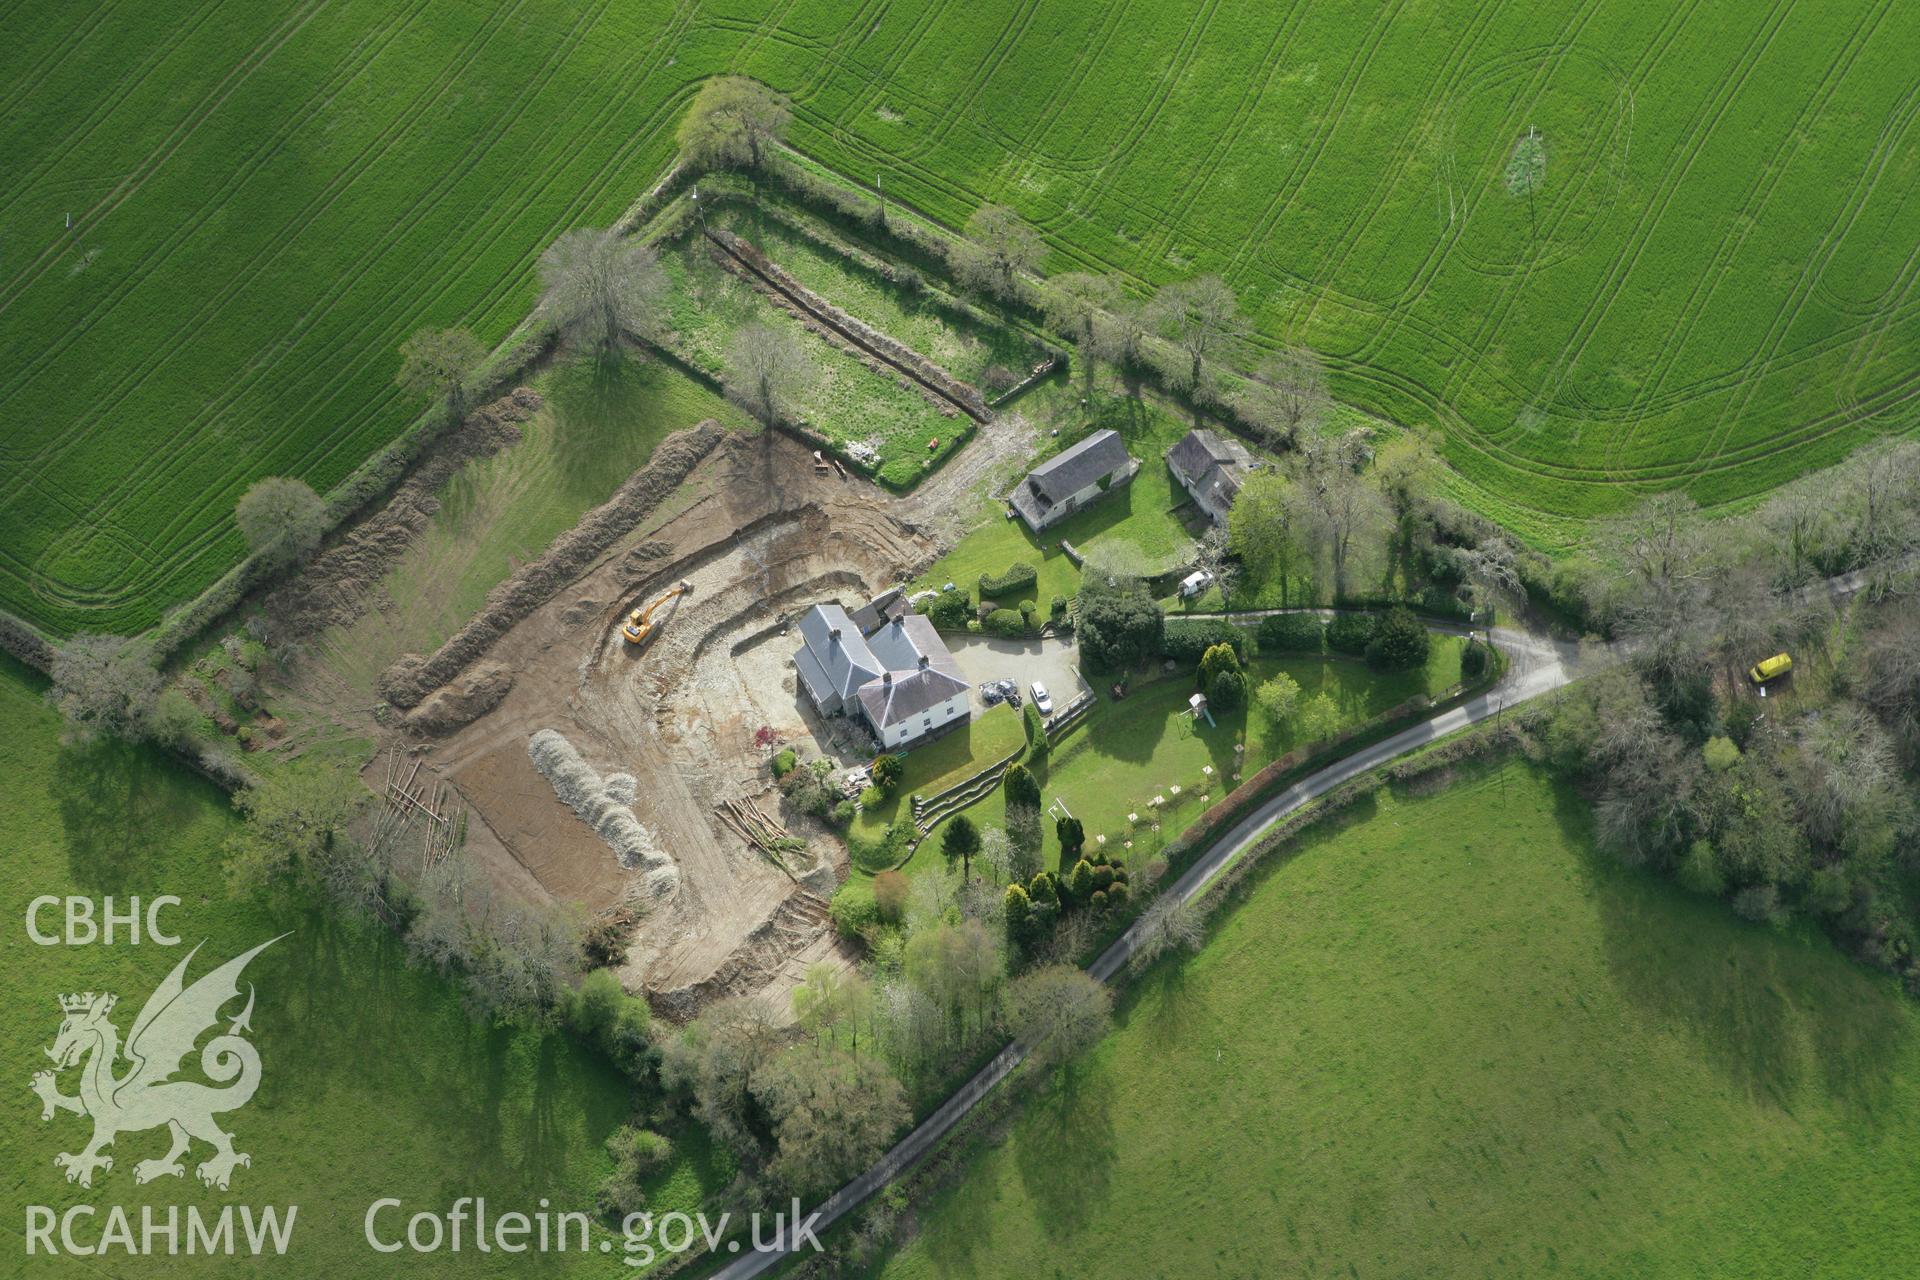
[1297,432,1389,600]
[236,476,327,567]
[1791,704,1899,850]
[1043,272,1119,395]
[676,76,791,171]
[1759,472,1835,589]
[1149,275,1242,393]
[1835,439,1920,583]
[726,321,814,425]
[396,327,486,417]
[1860,600,1920,743]
[1597,492,1715,691]
[660,996,784,1156]
[1004,964,1112,1073]
[46,634,164,742]
[1239,347,1329,447]
[956,205,1044,301]
[1129,895,1205,972]
[537,228,668,357]
[1192,524,1241,616]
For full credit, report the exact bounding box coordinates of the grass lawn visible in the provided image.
[867,761,1920,1279]
[659,231,963,489]
[0,656,730,1274]
[713,201,1046,392]
[922,640,1464,878]
[850,703,1027,846]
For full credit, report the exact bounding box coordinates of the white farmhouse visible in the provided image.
[1009,428,1138,532]
[794,605,971,748]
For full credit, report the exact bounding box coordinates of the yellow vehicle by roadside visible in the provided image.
[1748,652,1792,685]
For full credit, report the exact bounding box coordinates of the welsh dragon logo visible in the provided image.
[30,936,284,1191]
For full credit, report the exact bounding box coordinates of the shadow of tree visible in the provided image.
[1563,782,1912,1115]
[1012,1066,1117,1237]
[53,734,205,893]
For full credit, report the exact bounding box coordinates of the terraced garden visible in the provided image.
[865,762,1920,1278]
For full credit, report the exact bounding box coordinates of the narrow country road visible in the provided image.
[708,623,1597,1276]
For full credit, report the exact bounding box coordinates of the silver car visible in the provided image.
[1030,681,1053,715]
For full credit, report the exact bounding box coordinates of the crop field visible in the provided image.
[866,762,1920,1278]
[0,657,732,1274]
[7,1,1918,627]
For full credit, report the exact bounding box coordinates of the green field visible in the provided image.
[867,761,1920,1278]
[10,1,1919,633]
[0,657,730,1274]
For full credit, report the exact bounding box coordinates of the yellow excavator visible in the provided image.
[622,580,692,645]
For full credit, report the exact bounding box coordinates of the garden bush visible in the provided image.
[1258,613,1324,654]
[1162,619,1251,665]
[984,608,1027,638]
[1365,607,1430,671]
[979,562,1038,597]
[1024,702,1048,757]
[1326,612,1378,656]
[927,589,974,631]
[771,748,798,779]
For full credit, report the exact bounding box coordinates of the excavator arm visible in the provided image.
[622,581,693,645]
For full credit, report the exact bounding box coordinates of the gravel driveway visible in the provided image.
[941,632,1089,714]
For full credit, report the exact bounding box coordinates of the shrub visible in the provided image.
[1078,587,1163,673]
[1023,702,1048,757]
[1365,606,1430,671]
[984,608,1027,638]
[566,969,627,1042]
[1258,613,1324,654]
[1199,641,1242,689]
[1255,672,1302,727]
[870,752,903,794]
[1676,839,1725,896]
[1461,638,1491,681]
[1701,736,1740,772]
[1161,619,1250,665]
[1049,594,1068,617]
[927,589,973,631]
[1207,667,1247,712]
[979,562,1038,597]
[830,798,856,827]
[1056,815,1085,862]
[1326,612,1378,655]
[1003,762,1042,809]
[1732,883,1784,925]
[873,870,910,923]
[771,748,798,779]
[830,884,880,942]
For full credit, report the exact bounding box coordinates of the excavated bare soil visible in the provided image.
[393,427,1013,1017]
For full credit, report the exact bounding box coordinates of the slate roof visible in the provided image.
[861,614,968,728]
[1024,429,1131,508]
[855,665,970,729]
[794,604,883,708]
[1167,428,1253,516]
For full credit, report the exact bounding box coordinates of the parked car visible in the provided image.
[1030,681,1054,715]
